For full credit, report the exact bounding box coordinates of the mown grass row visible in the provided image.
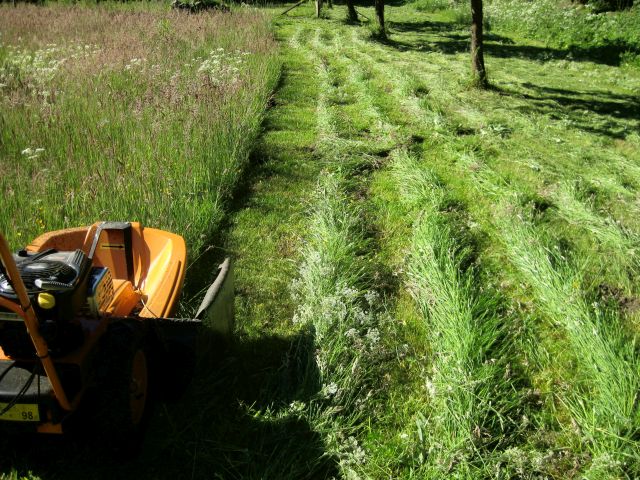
[491,206,640,477]
[290,173,389,476]
[211,5,638,477]
[445,147,640,300]
[286,27,397,476]
[446,133,640,477]
[0,4,279,254]
[290,13,541,477]
[293,15,534,477]
[386,150,532,477]
[348,7,640,294]
[328,5,640,476]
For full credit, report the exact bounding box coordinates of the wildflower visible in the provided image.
[322,382,339,397]
[21,147,44,160]
[341,436,366,465]
[345,328,358,339]
[425,379,436,397]
[341,286,358,298]
[364,290,379,306]
[365,328,380,345]
[288,400,305,414]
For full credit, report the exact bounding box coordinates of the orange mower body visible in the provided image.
[0,222,233,442]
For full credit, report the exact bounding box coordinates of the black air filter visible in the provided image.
[0,250,88,296]
[0,249,91,358]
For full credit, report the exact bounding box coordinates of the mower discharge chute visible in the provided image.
[0,222,233,442]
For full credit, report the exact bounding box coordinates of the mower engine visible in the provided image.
[0,249,91,358]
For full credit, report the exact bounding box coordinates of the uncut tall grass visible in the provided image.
[0,4,279,253]
[487,0,640,56]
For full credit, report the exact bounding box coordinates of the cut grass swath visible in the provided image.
[455,153,640,297]
[392,150,525,477]
[496,207,640,477]
[291,173,390,476]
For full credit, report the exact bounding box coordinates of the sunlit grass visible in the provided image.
[390,150,525,477]
[0,4,279,254]
[495,206,640,477]
[319,3,640,476]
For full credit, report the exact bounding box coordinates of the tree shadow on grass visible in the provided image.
[379,19,639,67]
[0,330,337,480]
[498,81,640,140]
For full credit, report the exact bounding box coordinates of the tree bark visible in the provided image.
[470,0,488,87]
[375,0,386,39]
[316,0,323,17]
[346,0,358,21]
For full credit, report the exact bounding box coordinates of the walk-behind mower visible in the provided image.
[0,222,233,447]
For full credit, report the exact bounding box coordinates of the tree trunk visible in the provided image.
[375,0,386,39]
[346,0,357,21]
[316,0,323,17]
[470,0,488,88]
[328,0,332,9]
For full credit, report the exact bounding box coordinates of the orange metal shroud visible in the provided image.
[0,222,186,433]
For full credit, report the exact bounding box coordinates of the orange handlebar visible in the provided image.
[0,233,71,411]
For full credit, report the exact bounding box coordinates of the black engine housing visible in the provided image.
[0,249,91,358]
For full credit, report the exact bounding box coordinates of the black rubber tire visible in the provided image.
[93,321,151,456]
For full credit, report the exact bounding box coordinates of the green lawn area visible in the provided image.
[1,1,639,478]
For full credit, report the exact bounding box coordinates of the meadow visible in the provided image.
[0,4,279,253]
[1,1,640,479]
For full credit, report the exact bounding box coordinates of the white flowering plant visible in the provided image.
[0,43,100,95]
[197,47,251,87]
[289,174,394,474]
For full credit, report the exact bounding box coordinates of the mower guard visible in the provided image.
[0,225,233,432]
[195,257,234,337]
[151,258,234,373]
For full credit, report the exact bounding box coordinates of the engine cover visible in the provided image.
[0,249,91,358]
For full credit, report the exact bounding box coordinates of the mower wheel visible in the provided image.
[94,321,151,454]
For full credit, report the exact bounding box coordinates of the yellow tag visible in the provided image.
[0,403,40,422]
